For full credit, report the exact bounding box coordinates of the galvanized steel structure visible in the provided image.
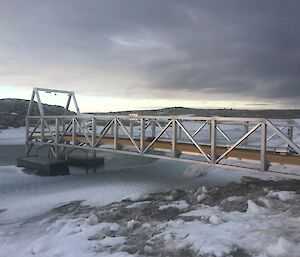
[25,88,300,180]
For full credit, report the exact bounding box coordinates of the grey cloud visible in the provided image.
[0,0,300,105]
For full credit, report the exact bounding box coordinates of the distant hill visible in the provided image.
[0,98,74,129]
[1,98,300,129]
[96,106,300,119]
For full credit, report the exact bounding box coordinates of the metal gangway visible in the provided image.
[25,88,300,179]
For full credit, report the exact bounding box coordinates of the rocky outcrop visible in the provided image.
[0,98,74,128]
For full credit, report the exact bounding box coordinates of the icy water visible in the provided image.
[0,144,243,224]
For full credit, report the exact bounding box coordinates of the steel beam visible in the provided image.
[210,119,217,164]
[140,118,145,153]
[260,121,267,171]
[172,119,179,158]
[114,117,119,150]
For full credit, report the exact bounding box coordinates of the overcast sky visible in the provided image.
[0,0,300,111]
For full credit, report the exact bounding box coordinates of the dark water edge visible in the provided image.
[0,144,159,175]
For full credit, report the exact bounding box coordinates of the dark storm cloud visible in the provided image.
[0,0,300,103]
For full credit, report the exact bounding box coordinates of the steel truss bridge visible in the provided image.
[25,88,300,180]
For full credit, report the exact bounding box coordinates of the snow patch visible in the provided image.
[226,196,243,202]
[126,201,151,209]
[86,213,98,225]
[159,200,189,210]
[153,202,300,257]
[209,214,222,225]
[180,205,221,218]
[122,193,147,202]
[267,190,296,201]
[126,219,139,230]
[246,200,267,215]
[266,237,293,257]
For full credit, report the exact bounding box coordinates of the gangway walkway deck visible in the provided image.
[23,88,300,180]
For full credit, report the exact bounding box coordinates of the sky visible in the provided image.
[0,0,300,112]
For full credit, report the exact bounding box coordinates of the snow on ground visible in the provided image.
[158,200,189,210]
[0,127,25,145]
[154,199,300,257]
[1,180,299,257]
[266,190,296,201]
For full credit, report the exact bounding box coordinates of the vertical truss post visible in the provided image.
[287,120,294,153]
[114,117,119,150]
[130,121,134,138]
[210,119,217,164]
[140,118,145,153]
[172,119,179,158]
[40,118,45,142]
[260,121,267,171]
[72,118,77,145]
[151,121,156,138]
[92,117,96,158]
[55,118,59,159]
[242,121,249,146]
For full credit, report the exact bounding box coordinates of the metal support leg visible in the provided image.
[210,119,216,164]
[92,117,96,158]
[55,118,59,159]
[287,120,294,153]
[260,121,267,171]
[72,118,77,145]
[114,117,119,150]
[41,118,44,142]
[172,119,179,158]
[140,118,145,153]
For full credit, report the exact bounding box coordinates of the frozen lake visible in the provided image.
[0,144,244,224]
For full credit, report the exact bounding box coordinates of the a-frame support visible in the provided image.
[26,87,80,117]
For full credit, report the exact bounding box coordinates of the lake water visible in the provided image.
[0,144,242,223]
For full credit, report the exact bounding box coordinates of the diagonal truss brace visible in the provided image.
[176,120,211,162]
[192,122,207,137]
[117,118,141,153]
[266,120,300,154]
[94,119,114,147]
[143,120,173,153]
[75,118,92,146]
[216,123,261,163]
[216,125,232,143]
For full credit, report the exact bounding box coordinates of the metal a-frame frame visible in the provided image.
[26,87,80,117]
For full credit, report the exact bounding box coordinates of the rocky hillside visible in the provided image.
[0,98,74,129]
[1,98,300,129]
[97,106,300,119]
